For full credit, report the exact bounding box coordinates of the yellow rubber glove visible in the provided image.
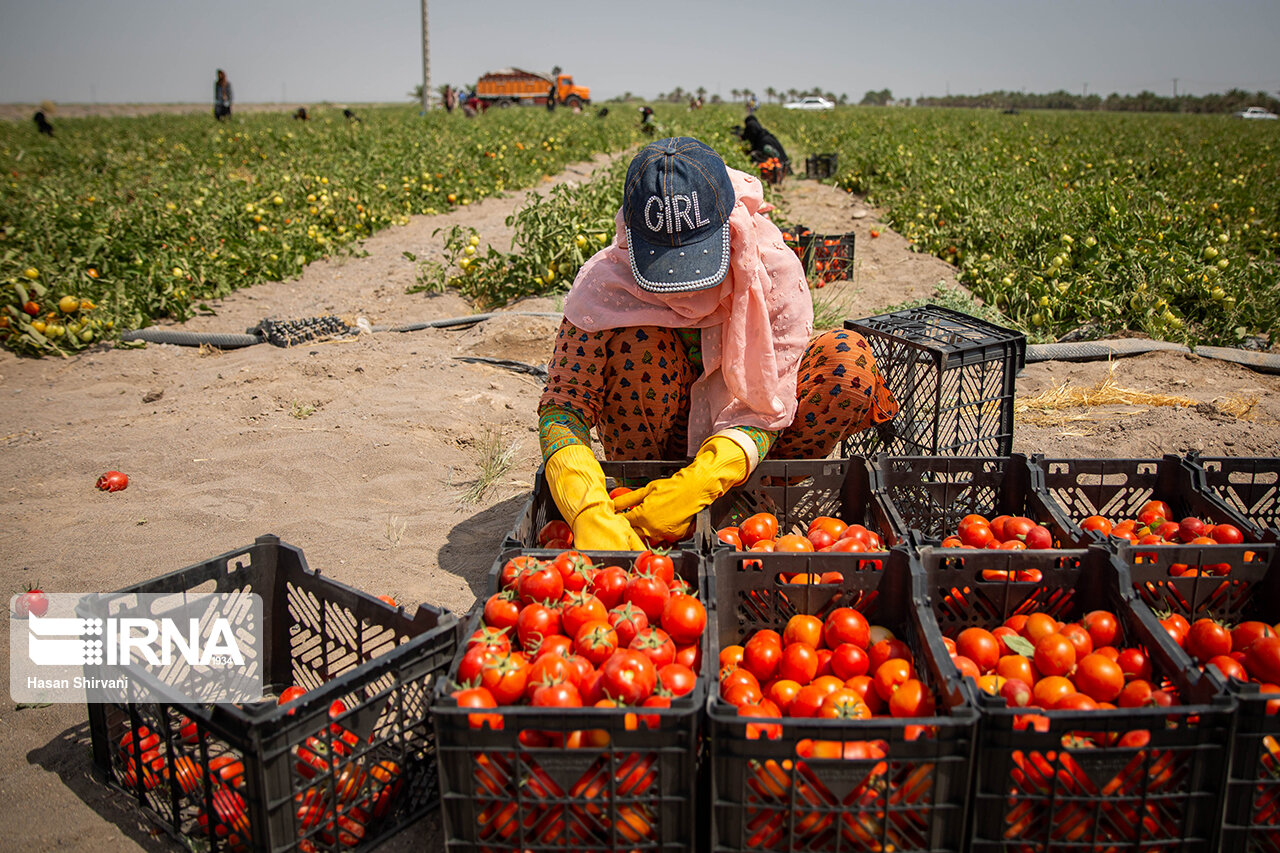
[613,431,755,544]
[544,444,645,551]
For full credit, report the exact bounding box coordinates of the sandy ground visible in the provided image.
[2,144,1279,851]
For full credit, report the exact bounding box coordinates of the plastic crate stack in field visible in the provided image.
[1115,541,1280,850]
[804,153,839,180]
[432,548,712,853]
[870,454,1090,548]
[919,546,1234,852]
[841,305,1026,459]
[86,535,458,853]
[1032,454,1266,546]
[707,548,975,853]
[1184,454,1280,541]
[707,457,905,549]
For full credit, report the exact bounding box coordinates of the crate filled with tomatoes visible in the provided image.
[86,534,459,853]
[841,305,1026,459]
[707,547,976,853]
[870,454,1088,551]
[1113,539,1280,849]
[708,457,905,566]
[506,459,712,552]
[918,545,1234,852]
[1183,453,1280,541]
[1031,454,1263,551]
[779,225,855,285]
[432,546,712,852]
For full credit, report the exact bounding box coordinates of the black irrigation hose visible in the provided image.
[121,315,1280,374]
[120,328,262,348]
[1026,339,1280,374]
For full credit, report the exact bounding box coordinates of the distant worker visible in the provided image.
[33,111,54,136]
[546,83,556,112]
[443,84,456,113]
[638,105,656,136]
[343,108,361,123]
[213,69,233,121]
[746,94,758,114]
[742,115,790,173]
[293,107,309,121]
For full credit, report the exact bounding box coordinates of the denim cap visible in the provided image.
[623,137,735,293]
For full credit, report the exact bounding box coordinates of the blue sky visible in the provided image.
[1,0,1277,105]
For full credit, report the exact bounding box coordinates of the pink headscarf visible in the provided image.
[563,167,813,456]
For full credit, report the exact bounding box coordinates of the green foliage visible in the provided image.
[0,105,640,354]
[745,106,1277,346]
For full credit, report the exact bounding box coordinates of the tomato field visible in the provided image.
[2,104,1277,355]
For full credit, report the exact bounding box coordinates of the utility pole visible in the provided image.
[420,0,430,112]
[1173,78,1178,98]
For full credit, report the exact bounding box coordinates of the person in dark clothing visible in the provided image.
[213,70,233,120]
[741,115,789,172]
[293,107,309,121]
[546,84,556,111]
[33,111,54,136]
[343,108,361,123]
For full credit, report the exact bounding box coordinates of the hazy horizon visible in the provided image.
[1,0,1277,106]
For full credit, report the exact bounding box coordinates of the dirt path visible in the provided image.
[2,155,1279,851]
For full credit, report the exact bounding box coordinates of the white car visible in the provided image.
[1234,106,1278,120]
[784,97,835,111]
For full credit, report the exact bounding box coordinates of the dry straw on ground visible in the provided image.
[1016,369,1259,427]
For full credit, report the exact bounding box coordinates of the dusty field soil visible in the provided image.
[2,145,1279,851]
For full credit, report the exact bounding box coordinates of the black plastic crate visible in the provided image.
[919,546,1234,852]
[84,534,459,853]
[778,225,854,285]
[841,306,1026,459]
[708,548,976,853]
[432,547,713,852]
[1184,454,1280,541]
[1115,541,1280,850]
[506,459,711,552]
[1033,454,1265,546]
[804,153,839,180]
[871,454,1090,547]
[707,457,905,551]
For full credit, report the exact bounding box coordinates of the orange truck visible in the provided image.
[474,68,590,109]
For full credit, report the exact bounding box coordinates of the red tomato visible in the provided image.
[634,549,675,587]
[717,527,744,549]
[867,637,912,672]
[1138,500,1173,526]
[515,602,561,650]
[1185,618,1232,663]
[517,563,563,605]
[625,573,671,622]
[481,652,531,705]
[872,658,914,701]
[742,632,784,683]
[96,470,129,492]
[1211,523,1245,545]
[1116,647,1153,682]
[483,591,520,631]
[1244,636,1280,684]
[588,564,630,609]
[531,681,583,708]
[658,663,698,697]
[1208,654,1248,682]
[1033,633,1077,678]
[829,643,870,680]
[630,626,677,669]
[574,620,619,666]
[13,587,48,618]
[1074,653,1125,702]
[823,607,870,650]
[956,627,1000,674]
[600,649,658,704]
[1082,610,1119,649]
[777,642,819,684]
[560,591,608,639]
[608,602,649,648]
[739,513,780,546]
[887,679,934,717]
[537,520,573,548]
[1023,525,1053,550]
[661,593,706,645]
[774,534,814,552]
[278,684,308,705]
[1232,621,1276,654]
[1081,515,1113,536]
